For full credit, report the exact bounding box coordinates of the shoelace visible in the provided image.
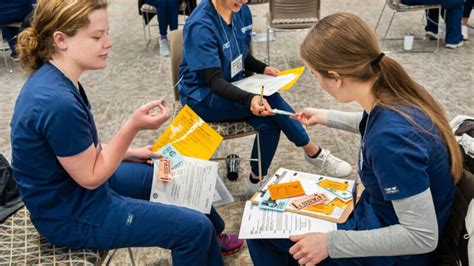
[320,152,342,175]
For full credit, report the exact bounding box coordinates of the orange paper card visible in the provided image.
[319,179,349,191]
[305,204,336,215]
[330,198,352,208]
[268,181,305,200]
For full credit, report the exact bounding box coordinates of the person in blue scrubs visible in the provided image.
[179,0,353,189]
[0,0,34,59]
[402,0,464,48]
[247,13,463,265]
[10,1,238,264]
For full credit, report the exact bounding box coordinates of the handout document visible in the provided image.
[150,156,218,214]
[151,105,223,160]
[231,67,305,96]
[239,201,337,239]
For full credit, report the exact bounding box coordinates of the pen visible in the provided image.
[259,85,264,106]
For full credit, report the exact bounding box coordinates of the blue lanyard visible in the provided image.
[217,14,241,59]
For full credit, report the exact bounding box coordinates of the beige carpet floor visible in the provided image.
[0,0,472,265]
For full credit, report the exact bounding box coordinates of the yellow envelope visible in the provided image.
[151,105,223,160]
[277,66,305,91]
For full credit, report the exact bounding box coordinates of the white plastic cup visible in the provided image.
[404,32,414,51]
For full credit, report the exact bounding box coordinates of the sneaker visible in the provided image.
[425,31,439,40]
[159,39,170,57]
[462,25,469,40]
[445,41,464,49]
[305,148,352,178]
[218,233,244,255]
[246,173,262,193]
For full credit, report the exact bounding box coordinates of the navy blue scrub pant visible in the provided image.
[33,162,224,266]
[0,5,32,53]
[403,0,464,45]
[188,93,310,177]
[145,0,179,36]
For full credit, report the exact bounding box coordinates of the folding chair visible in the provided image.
[169,29,263,183]
[374,0,443,53]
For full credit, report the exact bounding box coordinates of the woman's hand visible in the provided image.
[289,233,329,265]
[129,100,171,131]
[290,108,328,126]
[125,145,162,165]
[250,95,274,116]
[264,66,280,76]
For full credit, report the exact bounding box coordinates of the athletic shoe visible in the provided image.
[218,233,244,255]
[246,173,263,193]
[305,148,352,178]
[159,39,170,57]
[445,41,464,49]
[462,25,469,40]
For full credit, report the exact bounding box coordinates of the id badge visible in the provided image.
[231,54,243,78]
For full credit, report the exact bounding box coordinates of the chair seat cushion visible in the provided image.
[0,207,106,265]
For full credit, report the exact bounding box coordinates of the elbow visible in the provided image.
[414,227,439,253]
[74,177,103,190]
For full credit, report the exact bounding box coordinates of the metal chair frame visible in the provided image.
[374,0,443,53]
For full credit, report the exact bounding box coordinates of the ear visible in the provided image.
[52,31,68,50]
[327,70,343,89]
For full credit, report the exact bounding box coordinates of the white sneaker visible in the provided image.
[462,25,469,40]
[246,173,263,193]
[305,148,352,178]
[445,41,464,49]
[159,39,170,57]
[425,31,439,40]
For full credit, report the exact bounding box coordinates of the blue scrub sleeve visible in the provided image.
[368,129,430,201]
[39,92,94,157]
[184,22,222,72]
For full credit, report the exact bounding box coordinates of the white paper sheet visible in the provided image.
[231,73,296,96]
[239,201,337,239]
[150,156,217,214]
[212,175,235,207]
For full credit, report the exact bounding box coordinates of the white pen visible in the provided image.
[271,108,295,116]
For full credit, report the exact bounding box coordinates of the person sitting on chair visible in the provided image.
[11,0,240,264]
[402,0,464,48]
[178,0,353,192]
[247,12,463,265]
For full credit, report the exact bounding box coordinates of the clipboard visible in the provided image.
[250,168,363,224]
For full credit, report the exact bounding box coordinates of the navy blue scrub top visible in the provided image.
[10,62,110,229]
[178,0,253,105]
[0,0,33,18]
[344,106,455,265]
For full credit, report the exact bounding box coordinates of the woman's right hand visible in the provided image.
[250,95,274,116]
[290,108,328,126]
[129,100,171,131]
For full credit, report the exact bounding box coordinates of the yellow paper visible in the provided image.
[331,198,352,208]
[151,105,223,160]
[319,179,349,191]
[277,66,305,91]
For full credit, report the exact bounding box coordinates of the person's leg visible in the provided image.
[1,27,19,52]
[188,95,280,177]
[167,0,180,32]
[247,239,298,266]
[441,0,464,44]
[464,0,473,20]
[156,0,169,37]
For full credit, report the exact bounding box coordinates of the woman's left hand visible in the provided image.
[125,145,162,165]
[289,233,329,265]
[264,66,280,76]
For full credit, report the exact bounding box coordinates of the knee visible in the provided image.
[181,212,215,242]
